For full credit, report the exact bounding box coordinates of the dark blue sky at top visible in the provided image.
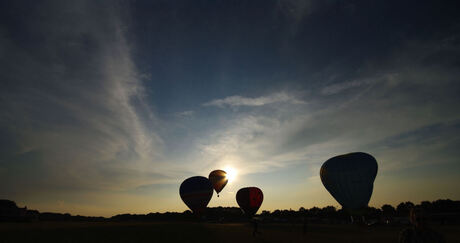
[1,0,459,116]
[127,0,459,114]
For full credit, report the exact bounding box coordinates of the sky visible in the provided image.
[1,0,460,217]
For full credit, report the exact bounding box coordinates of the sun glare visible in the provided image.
[224,166,238,182]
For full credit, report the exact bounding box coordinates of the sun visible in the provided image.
[223,166,238,182]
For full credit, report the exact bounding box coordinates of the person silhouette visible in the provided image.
[399,207,445,243]
[302,217,308,235]
[252,218,261,237]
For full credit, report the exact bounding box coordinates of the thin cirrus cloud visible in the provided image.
[202,92,306,108]
[321,78,375,95]
[0,1,168,201]
[174,110,195,118]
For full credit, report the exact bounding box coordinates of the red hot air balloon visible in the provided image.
[209,170,228,197]
[179,176,213,215]
[236,187,263,217]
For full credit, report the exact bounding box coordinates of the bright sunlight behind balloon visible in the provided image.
[223,166,238,182]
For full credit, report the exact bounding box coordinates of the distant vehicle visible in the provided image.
[179,176,213,215]
[320,152,378,211]
[209,170,228,197]
[236,187,263,218]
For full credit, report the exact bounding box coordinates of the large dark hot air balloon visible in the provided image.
[236,187,263,217]
[179,176,213,215]
[209,170,228,197]
[320,152,378,210]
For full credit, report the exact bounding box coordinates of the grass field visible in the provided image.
[1,222,459,243]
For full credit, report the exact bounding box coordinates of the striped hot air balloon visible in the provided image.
[236,187,263,218]
[179,176,213,215]
[320,152,378,210]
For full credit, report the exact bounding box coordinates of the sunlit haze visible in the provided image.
[224,166,238,183]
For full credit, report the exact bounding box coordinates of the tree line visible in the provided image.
[1,199,459,224]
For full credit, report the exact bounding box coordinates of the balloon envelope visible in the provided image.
[320,152,378,210]
[179,176,213,214]
[236,187,263,217]
[209,170,228,196]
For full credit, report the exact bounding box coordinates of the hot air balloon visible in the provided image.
[320,152,378,210]
[209,170,228,197]
[236,187,263,218]
[179,176,213,215]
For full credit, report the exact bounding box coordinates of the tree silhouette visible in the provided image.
[397,201,415,216]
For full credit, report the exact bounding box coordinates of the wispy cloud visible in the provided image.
[203,92,306,108]
[0,1,168,197]
[321,79,371,95]
[320,73,400,95]
[174,110,194,118]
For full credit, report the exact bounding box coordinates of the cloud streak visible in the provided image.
[0,1,168,198]
[203,92,306,108]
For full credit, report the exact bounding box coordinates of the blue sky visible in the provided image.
[1,0,459,216]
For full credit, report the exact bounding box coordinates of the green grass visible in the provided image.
[0,222,458,243]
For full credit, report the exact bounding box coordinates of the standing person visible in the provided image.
[252,218,261,237]
[399,207,445,243]
[302,217,308,235]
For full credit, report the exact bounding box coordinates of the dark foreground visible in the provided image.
[1,222,459,243]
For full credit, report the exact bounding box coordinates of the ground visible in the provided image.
[0,222,459,242]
